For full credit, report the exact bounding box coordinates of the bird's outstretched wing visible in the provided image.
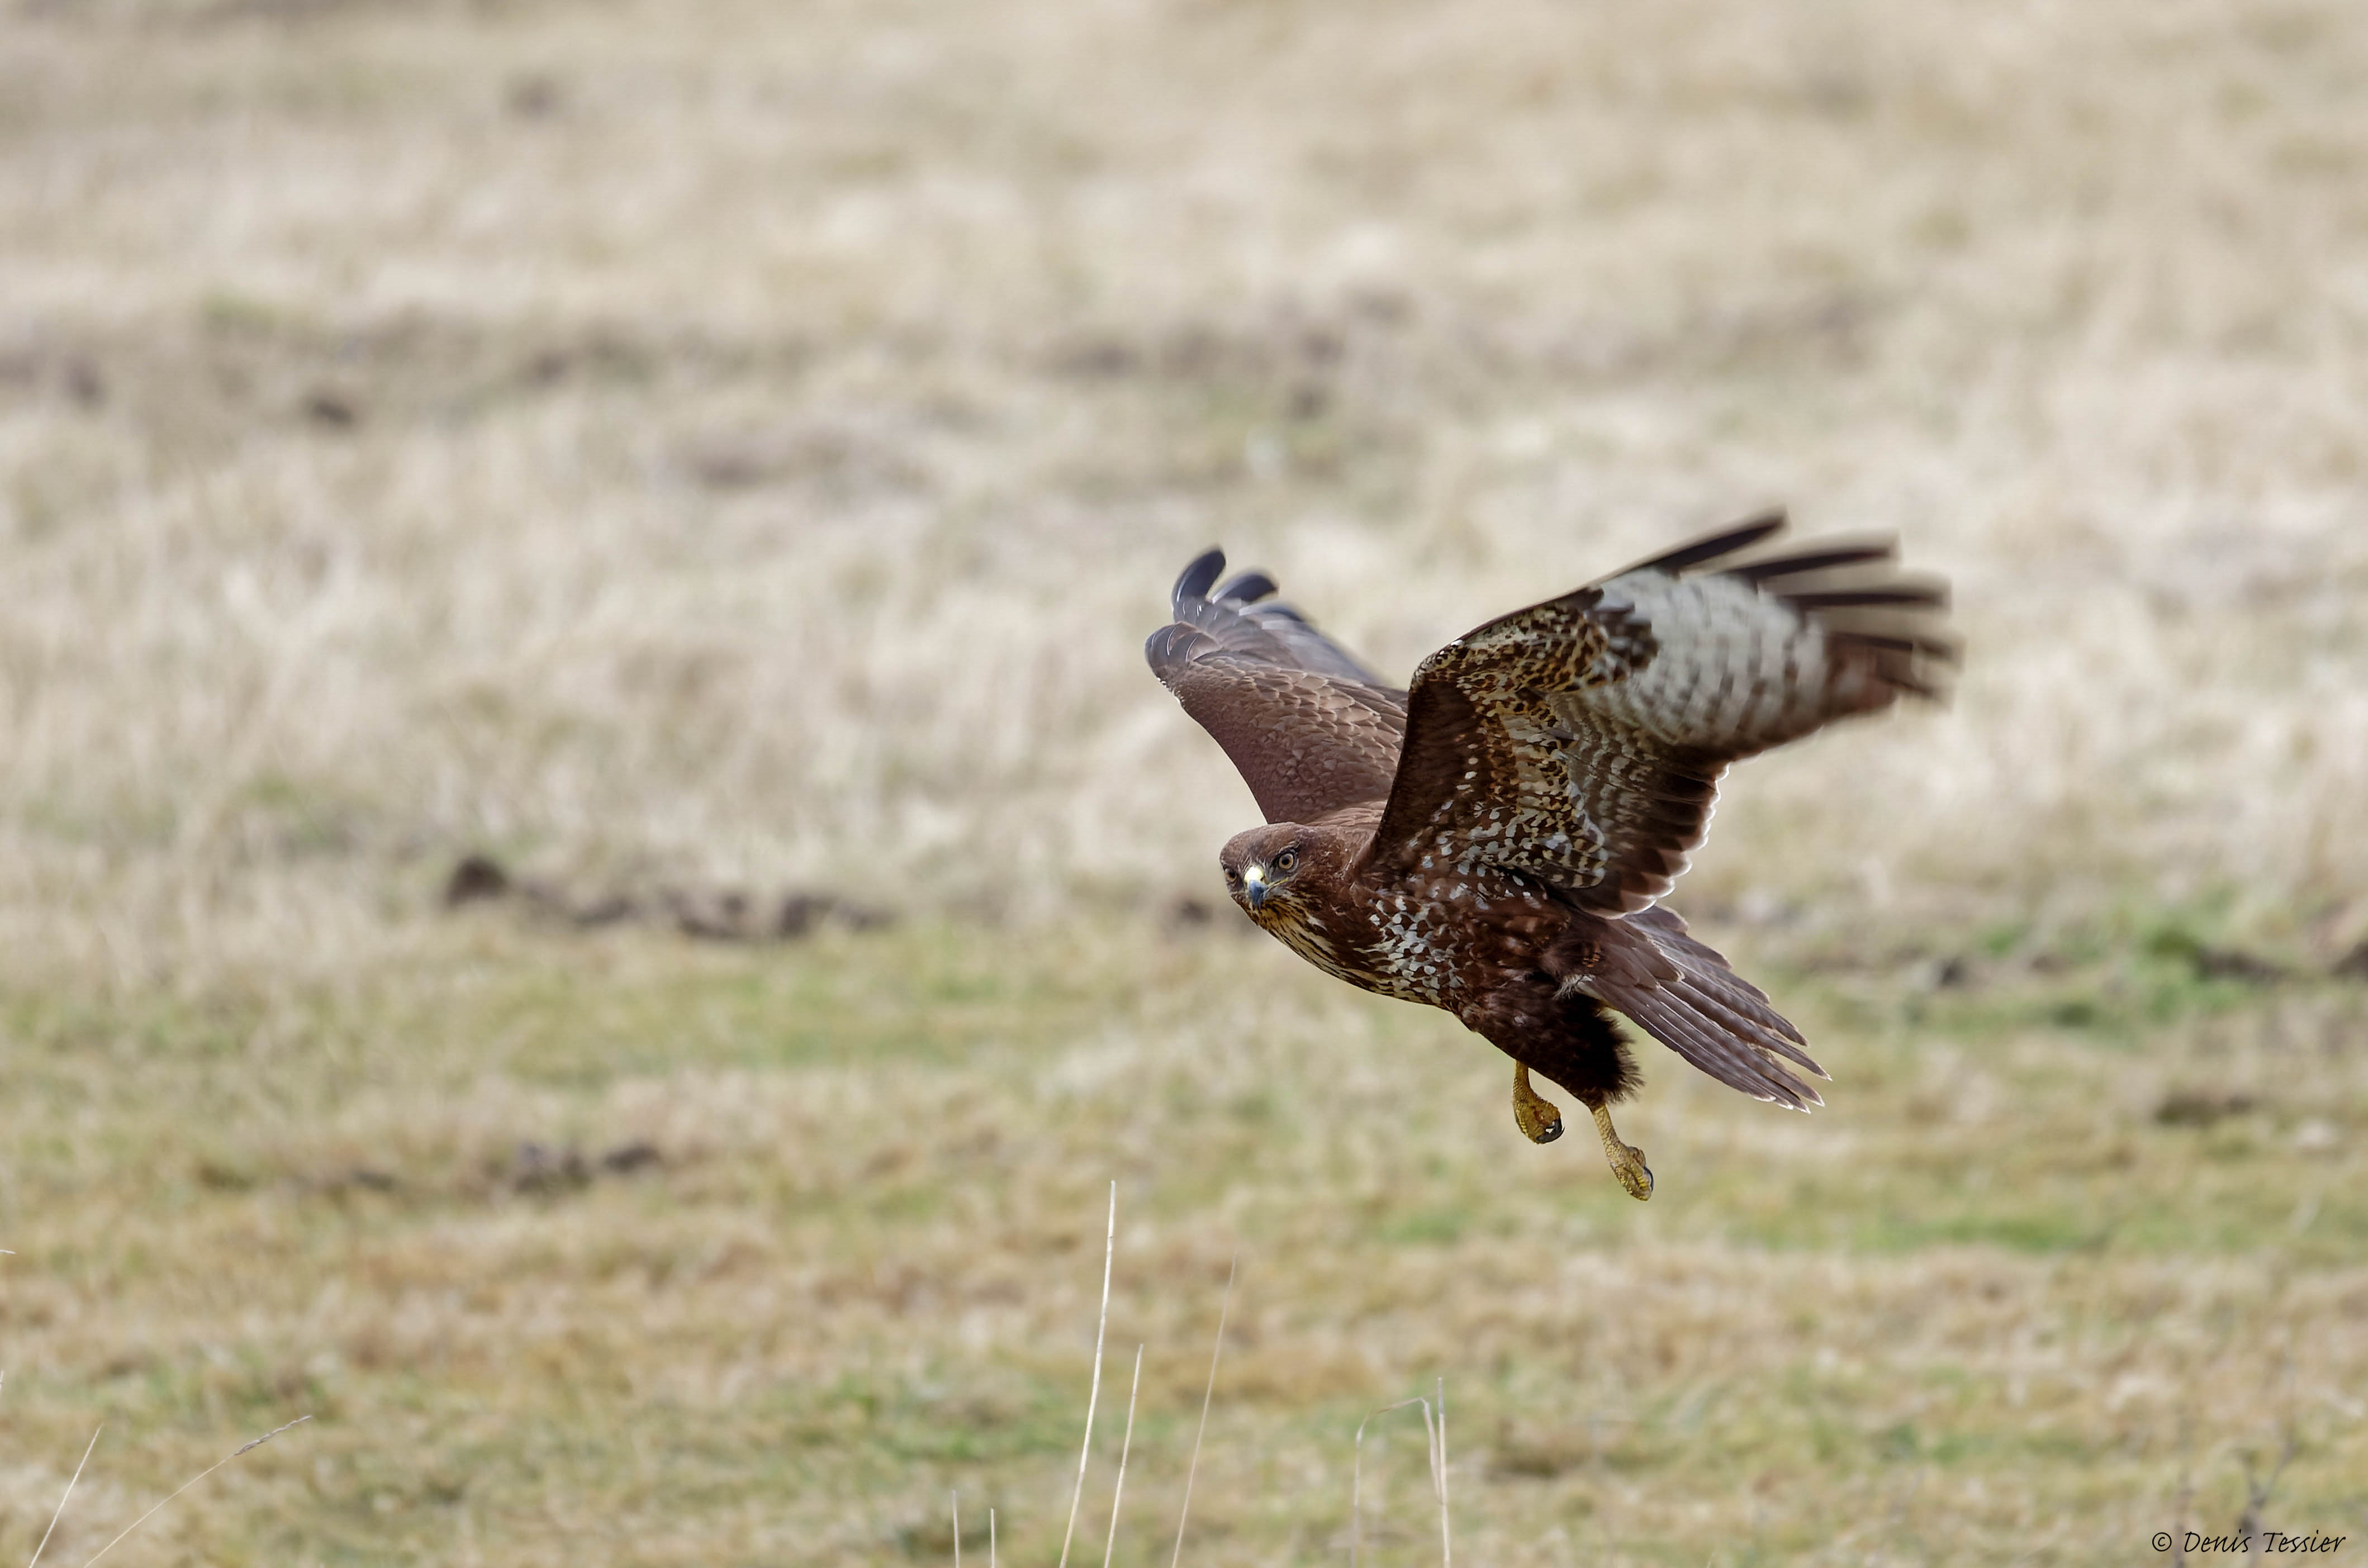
[1362,511,1954,912]
[1147,549,1409,825]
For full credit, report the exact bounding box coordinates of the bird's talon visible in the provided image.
[1590,1101,1653,1201]
[1512,1063,1564,1144]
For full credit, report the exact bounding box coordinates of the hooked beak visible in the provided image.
[1240,863,1269,910]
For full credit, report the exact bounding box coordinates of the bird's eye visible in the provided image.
[1274,849,1298,873]
[1225,868,1240,885]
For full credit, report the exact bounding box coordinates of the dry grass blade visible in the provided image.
[1168,1255,1236,1568]
[27,1424,102,1568]
[1347,1388,1451,1568]
[1413,1398,1440,1565]
[1057,1182,1118,1568]
[950,1490,960,1568]
[1101,1346,1144,1568]
[1351,1398,1432,1568]
[1433,1379,1450,1568]
[988,1508,996,1568]
[75,1416,310,1568]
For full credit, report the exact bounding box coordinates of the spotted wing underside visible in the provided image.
[1363,511,1954,913]
[1146,549,1410,825]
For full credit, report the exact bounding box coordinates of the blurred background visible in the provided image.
[2,1,2364,1562]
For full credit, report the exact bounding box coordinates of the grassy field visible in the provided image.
[3,0,2367,1562]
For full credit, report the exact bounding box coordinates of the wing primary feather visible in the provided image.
[1617,510,1788,577]
[1781,582,1949,610]
[1173,548,1226,615]
[1726,543,1898,583]
[1216,570,1278,604]
[1829,630,1962,661]
[1887,671,1948,701]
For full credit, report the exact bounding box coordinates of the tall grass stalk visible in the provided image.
[15,1414,308,1568]
[1101,1346,1144,1568]
[77,1416,310,1568]
[1168,1256,1235,1568]
[1434,1379,1451,1568]
[1350,1390,1452,1568]
[27,1425,101,1568]
[1056,1181,1118,1568]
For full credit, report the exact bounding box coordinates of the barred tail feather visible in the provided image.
[1616,989,1820,1109]
[1556,909,1824,1110]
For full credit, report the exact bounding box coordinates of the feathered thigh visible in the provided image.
[1460,978,1639,1106]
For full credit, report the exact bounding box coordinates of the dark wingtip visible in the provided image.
[1215,569,1278,605]
[1172,548,1226,615]
[1621,509,1789,577]
[1781,579,1949,612]
[1726,539,1899,585]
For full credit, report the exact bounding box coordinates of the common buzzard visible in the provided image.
[1146,514,1951,1199]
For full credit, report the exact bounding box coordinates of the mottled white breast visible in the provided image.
[1256,905,1439,1006]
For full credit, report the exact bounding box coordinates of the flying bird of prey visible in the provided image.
[1145,514,1952,1199]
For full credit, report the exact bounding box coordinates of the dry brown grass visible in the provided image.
[2,0,2366,1562]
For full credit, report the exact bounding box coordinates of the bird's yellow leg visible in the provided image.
[1511,1063,1564,1144]
[1589,1100,1653,1201]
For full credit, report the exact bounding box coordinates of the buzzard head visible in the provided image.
[1218,820,1364,938]
[1218,809,1379,971]
[1220,825,1312,918]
